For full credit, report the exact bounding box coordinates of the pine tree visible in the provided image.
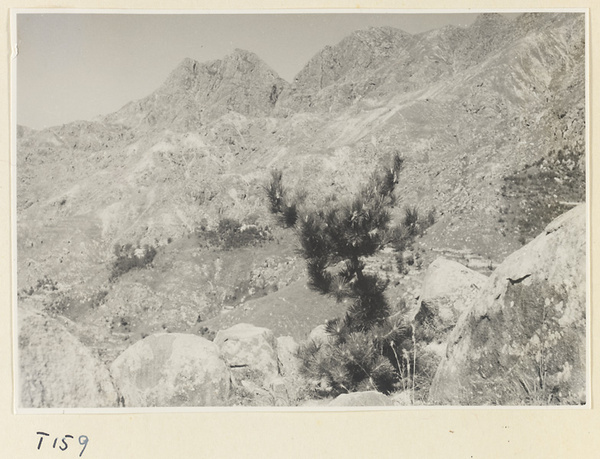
[267,153,414,395]
[297,153,403,332]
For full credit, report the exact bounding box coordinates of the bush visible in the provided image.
[265,169,286,215]
[43,288,109,317]
[20,275,59,297]
[264,169,299,227]
[109,243,157,282]
[218,217,242,234]
[198,218,272,250]
[403,206,420,237]
[297,318,414,395]
[281,201,298,228]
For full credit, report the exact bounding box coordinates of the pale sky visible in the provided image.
[16,12,520,130]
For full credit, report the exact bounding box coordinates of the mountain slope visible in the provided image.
[16,13,586,361]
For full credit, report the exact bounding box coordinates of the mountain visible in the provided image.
[16,13,586,377]
[106,49,289,131]
[275,13,516,113]
[276,26,412,112]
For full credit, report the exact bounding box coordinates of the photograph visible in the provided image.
[13,10,588,410]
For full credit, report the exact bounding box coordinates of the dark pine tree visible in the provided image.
[269,153,415,395]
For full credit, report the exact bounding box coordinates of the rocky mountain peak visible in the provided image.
[106,49,288,130]
[228,47,263,62]
[173,56,199,71]
[160,57,201,89]
[347,25,412,47]
[470,12,511,30]
[275,26,413,113]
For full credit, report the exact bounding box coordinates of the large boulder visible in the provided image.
[429,205,586,405]
[18,307,119,408]
[329,391,394,407]
[110,333,231,407]
[214,323,279,379]
[414,257,487,343]
[276,335,302,403]
[276,335,300,378]
[214,323,282,405]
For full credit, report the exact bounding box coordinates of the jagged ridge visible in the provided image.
[105,49,289,131]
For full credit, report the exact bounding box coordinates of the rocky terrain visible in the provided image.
[16,13,586,408]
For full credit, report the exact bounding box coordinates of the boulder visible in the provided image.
[229,377,290,407]
[329,391,394,407]
[214,323,282,405]
[276,335,302,403]
[276,335,300,378]
[18,307,119,408]
[414,257,487,343]
[214,323,279,380]
[429,205,586,405]
[389,391,413,406]
[110,333,231,407]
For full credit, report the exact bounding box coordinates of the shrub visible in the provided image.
[281,201,298,228]
[265,170,285,214]
[264,169,299,228]
[109,243,157,282]
[43,288,109,317]
[20,275,59,297]
[403,206,420,237]
[297,318,413,395]
[36,275,58,292]
[218,217,241,234]
[197,218,272,250]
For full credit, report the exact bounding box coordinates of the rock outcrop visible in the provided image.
[214,323,283,405]
[108,49,288,131]
[429,205,586,405]
[277,27,411,113]
[18,307,119,408]
[214,323,279,379]
[414,257,487,343]
[276,335,302,402]
[110,333,231,407]
[276,335,300,378]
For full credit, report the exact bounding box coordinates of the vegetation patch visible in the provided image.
[196,218,273,251]
[19,275,59,297]
[42,288,109,319]
[500,147,585,244]
[110,243,157,282]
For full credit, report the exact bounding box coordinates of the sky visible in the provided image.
[16,11,520,130]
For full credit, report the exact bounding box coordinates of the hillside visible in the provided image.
[16,12,586,407]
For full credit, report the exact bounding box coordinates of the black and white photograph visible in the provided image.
[13,10,588,410]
